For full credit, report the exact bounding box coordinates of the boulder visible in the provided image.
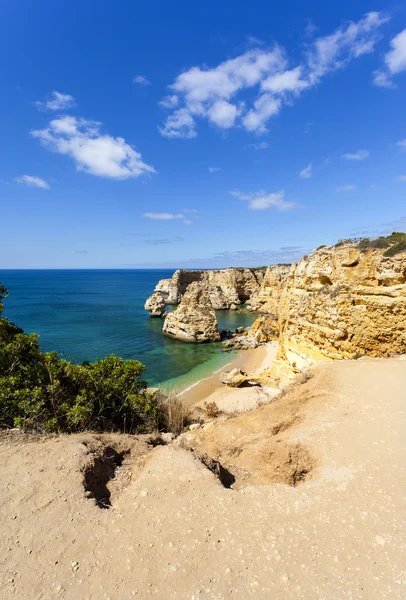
[162,282,220,343]
[220,368,249,387]
[144,292,166,317]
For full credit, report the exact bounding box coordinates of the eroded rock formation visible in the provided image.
[162,282,220,343]
[144,292,166,317]
[147,268,265,311]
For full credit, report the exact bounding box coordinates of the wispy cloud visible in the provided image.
[394,175,406,181]
[373,28,406,88]
[342,149,369,160]
[336,184,356,192]
[35,91,76,112]
[230,189,297,211]
[158,12,388,137]
[396,139,406,150]
[144,236,184,245]
[133,75,151,86]
[245,141,269,150]
[14,175,50,189]
[143,212,193,225]
[208,166,221,173]
[74,250,88,254]
[31,116,155,179]
[121,245,308,269]
[299,163,312,178]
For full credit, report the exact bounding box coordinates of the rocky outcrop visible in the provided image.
[250,243,406,380]
[147,268,265,312]
[162,282,220,343]
[144,292,166,317]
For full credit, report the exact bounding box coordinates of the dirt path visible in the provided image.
[1,358,405,599]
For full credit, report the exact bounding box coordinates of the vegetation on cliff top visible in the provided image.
[333,232,406,256]
[0,283,163,434]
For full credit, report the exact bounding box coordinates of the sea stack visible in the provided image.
[144,292,166,317]
[162,282,220,342]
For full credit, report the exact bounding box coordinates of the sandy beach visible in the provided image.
[180,341,279,412]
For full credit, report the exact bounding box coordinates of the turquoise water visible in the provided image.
[0,270,256,388]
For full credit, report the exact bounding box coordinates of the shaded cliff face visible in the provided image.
[162,282,220,343]
[252,244,406,376]
[153,268,265,309]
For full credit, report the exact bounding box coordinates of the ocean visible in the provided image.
[0,270,256,389]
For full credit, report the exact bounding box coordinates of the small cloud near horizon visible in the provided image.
[144,237,184,245]
[208,166,221,173]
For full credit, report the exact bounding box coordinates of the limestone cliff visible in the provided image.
[251,243,406,379]
[162,282,220,343]
[148,268,264,311]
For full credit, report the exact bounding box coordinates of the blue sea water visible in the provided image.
[0,270,256,389]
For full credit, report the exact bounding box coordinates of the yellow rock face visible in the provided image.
[251,244,406,378]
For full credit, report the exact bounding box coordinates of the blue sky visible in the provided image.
[1,0,406,269]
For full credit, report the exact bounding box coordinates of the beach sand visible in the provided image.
[1,357,405,599]
[180,341,279,413]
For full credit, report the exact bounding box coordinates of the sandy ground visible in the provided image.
[1,357,406,599]
[181,342,279,413]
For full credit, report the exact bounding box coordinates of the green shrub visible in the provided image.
[383,239,406,257]
[0,284,162,434]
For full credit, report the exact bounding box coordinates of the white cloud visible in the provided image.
[262,66,308,94]
[242,94,281,133]
[373,28,406,87]
[207,100,240,128]
[336,184,356,192]
[307,12,388,85]
[372,70,394,88]
[230,189,297,211]
[394,175,406,181]
[299,163,312,178]
[35,91,76,112]
[133,75,151,86]
[31,116,155,179]
[342,149,369,160]
[159,12,387,137]
[396,139,406,150]
[158,108,197,139]
[208,166,221,173]
[14,175,50,189]
[159,95,179,108]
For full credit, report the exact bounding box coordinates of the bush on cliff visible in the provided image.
[0,283,162,434]
[358,232,406,254]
